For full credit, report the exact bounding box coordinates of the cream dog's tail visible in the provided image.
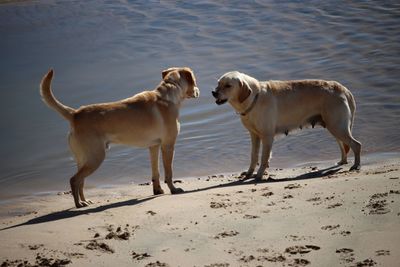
[40,69,75,122]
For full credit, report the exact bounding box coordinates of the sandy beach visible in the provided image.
[1,1,400,266]
[1,156,399,267]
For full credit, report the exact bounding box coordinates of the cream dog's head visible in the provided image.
[212,71,252,105]
[162,67,200,99]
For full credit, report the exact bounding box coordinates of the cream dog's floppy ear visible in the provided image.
[238,79,252,103]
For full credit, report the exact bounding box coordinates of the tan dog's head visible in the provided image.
[212,71,252,105]
[162,67,200,99]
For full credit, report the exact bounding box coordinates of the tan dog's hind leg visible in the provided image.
[69,134,105,208]
[149,145,164,195]
[161,143,183,194]
[255,135,274,180]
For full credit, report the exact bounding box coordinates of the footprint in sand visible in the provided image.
[364,194,390,215]
[285,245,320,255]
[145,261,169,267]
[210,201,230,209]
[28,244,44,250]
[335,248,355,264]
[262,191,274,197]
[353,258,377,266]
[146,210,157,216]
[284,183,301,190]
[375,249,390,256]
[243,214,260,219]
[99,224,138,241]
[132,251,151,260]
[85,240,114,253]
[214,230,239,239]
[291,258,311,266]
[285,235,315,242]
[321,224,340,231]
[1,255,71,267]
[327,203,342,209]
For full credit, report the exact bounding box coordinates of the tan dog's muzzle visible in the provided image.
[190,87,200,98]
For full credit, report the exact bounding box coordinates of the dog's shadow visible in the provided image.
[0,196,158,231]
[183,164,342,194]
[0,165,342,231]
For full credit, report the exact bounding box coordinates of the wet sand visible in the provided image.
[1,157,399,266]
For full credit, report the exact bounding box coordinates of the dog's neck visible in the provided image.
[156,81,185,105]
[230,91,259,116]
[238,92,259,116]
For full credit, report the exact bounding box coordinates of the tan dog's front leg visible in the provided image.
[161,143,184,194]
[245,132,260,179]
[255,135,274,180]
[149,145,164,195]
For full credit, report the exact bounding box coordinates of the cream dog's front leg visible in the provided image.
[255,135,274,180]
[245,131,260,178]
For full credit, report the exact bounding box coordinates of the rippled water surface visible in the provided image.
[0,0,399,199]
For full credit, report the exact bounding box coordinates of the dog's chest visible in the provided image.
[241,116,262,136]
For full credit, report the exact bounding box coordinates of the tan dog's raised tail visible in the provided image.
[40,67,199,208]
[212,71,361,179]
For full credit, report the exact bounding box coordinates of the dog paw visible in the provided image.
[171,187,184,194]
[83,199,93,205]
[337,160,348,165]
[240,170,254,179]
[349,164,361,171]
[75,201,90,208]
[153,188,165,195]
[82,200,93,206]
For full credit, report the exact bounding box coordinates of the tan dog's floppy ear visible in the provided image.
[162,67,177,80]
[179,67,195,87]
[238,79,252,103]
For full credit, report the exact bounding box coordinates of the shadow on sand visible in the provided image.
[183,164,342,194]
[0,196,158,231]
[1,165,342,231]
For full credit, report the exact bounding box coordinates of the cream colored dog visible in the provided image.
[212,71,361,180]
[40,67,199,208]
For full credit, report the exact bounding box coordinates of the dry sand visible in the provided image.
[0,156,399,267]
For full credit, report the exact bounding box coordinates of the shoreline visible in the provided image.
[0,153,399,266]
[1,151,398,208]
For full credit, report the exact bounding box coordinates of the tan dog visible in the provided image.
[40,67,200,208]
[212,71,361,180]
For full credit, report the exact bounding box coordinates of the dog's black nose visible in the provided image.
[212,91,218,98]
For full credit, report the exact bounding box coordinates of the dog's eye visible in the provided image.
[225,84,231,88]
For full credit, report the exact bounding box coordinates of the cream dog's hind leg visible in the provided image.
[324,105,361,171]
[336,139,349,165]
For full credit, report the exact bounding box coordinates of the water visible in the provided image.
[0,0,399,200]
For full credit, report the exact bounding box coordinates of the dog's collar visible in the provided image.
[238,93,259,116]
